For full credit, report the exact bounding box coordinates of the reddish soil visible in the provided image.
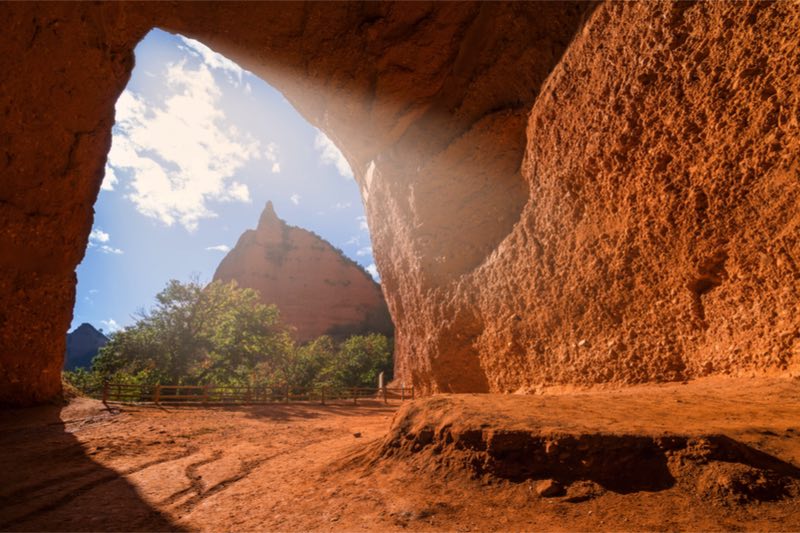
[2,377,799,531]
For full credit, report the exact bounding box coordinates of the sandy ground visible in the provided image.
[1,376,799,531]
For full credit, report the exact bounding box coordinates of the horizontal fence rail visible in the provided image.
[98,382,414,406]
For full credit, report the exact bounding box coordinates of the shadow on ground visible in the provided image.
[0,403,184,532]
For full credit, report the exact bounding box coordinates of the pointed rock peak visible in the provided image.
[257,201,283,230]
[70,323,108,340]
[73,323,97,333]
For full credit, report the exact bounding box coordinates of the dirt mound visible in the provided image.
[361,380,800,506]
[378,425,799,499]
[697,462,793,505]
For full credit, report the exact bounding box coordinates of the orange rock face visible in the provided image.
[1,1,798,405]
[213,202,392,342]
[461,1,800,392]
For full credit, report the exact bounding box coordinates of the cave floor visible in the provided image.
[1,376,799,532]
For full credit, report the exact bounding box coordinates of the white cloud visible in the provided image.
[264,142,280,174]
[101,165,118,191]
[87,227,123,254]
[356,246,373,257]
[100,318,121,333]
[314,130,353,179]
[89,228,110,243]
[366,263,380,281]
[345,236,361,246]
[107,55,263,231]
[357,215,368,231]
[99,245,124,255]
[177,35,248,86]
[290,193,301,206]
[88,289,100,295]
[226,182,251,202]
[206,244,231,253]
[332,201,351,210]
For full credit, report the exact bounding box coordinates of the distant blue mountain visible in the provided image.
[64,323,109,370]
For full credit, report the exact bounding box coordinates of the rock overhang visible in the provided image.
[2,1,799,405]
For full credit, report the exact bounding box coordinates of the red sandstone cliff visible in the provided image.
[213,202,392,342]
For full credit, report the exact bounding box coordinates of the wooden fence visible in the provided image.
[99,382,415,406]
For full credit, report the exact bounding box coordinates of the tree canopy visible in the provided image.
[66,279,393,393]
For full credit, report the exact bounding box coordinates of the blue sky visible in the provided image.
[71,29,375,334]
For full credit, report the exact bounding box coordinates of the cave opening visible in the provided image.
[67,29,393,389]
[1,1,596,406]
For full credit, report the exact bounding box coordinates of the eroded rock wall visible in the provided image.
[463,1,800,392]
[1,1,797,404]
[1,3,147,405]
[376,1,800,393]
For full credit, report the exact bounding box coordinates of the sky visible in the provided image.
[71,29,376,335]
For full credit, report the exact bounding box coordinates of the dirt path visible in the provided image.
[1,377,799,531]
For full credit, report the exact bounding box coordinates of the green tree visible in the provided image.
[66,279,395,397]
[62,367,105,394]
[319,333,393,390]
[92,279,290,386]
[280,335,335,389]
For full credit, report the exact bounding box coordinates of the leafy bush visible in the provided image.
[317,333,393,392]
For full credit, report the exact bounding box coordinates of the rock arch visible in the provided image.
[2,1,799,405]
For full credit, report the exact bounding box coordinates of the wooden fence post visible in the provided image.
[321,386,326,406]
[154,384,161,405]
[352,387,357,405]
[203,384,210,406]
[102,381,109,405]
